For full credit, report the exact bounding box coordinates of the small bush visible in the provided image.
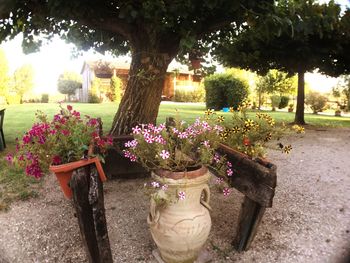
[5,94,21,104]
[204,73,248,110]
[278,96,289,109]
[41,93,49,103]
[305,91,328,114]
[270,95,281,111]
[174,85,205,102]
[109,76,123,102]
[88,92,102,103]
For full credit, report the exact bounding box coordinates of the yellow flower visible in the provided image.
[229,107,234,112]
[217,115,225,123]
[292,125,305,133]
[244,119,254,127]
[232,126,240,133]
[205,109,214,116]
[283,145,292,154]
[264,132,272,142]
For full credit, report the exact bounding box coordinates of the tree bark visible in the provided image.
[109,48,175,136]
[294,70,306,125]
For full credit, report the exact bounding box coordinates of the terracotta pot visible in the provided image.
[147,166,211,263]
[49,157,107,199]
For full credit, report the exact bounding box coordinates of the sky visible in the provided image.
[0,0,349,95]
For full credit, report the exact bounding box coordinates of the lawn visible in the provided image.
[2,102,350,145]
[1,101,349,210]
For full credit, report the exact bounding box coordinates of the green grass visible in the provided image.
[0,101,349,210]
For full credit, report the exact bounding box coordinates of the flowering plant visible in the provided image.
[205,101,304,158]
[123,117,228,172]
[6,105,112,178]
[123,118,233,202]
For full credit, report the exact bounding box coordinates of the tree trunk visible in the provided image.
[258,89,262,110]
[109,49,175,136]
[294,70,306,125]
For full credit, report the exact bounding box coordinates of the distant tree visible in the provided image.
[214,0,350,124]
[0,49,10,99]
[332,75,350,111]
[57,71,82,101]
[13,64,34,103]
[256,69,295,109]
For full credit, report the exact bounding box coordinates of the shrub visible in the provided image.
[278,96,289,109]
[88,92,102,103]
[41,93,49,103]
[204,73,248,110]
[270,95,281,111]
[174,85,205,102]
[305,91,328,114]
[109,76,123,102]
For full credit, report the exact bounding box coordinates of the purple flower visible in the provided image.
[223,187,231,197]
[178,191,186,200]
[159,150,170,159]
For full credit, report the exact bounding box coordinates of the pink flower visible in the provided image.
[227,168,233,177]
[178,191,186,200]
[72,110,80,118]
[155,135,165,144]
[161,184,168,191]
[159,150,170,159]
[223,187,231,196]
[213,153,221,163]
[88,118,98,126]
[129,154,137,162]
[5,154,13,164]
[215,177,224,184]
[123,150,131,158]
[50,129,57,135]
[227,161,232,168]
[151,181,160,188]
[202,140,210,148]
[23,134,31,144]
[67,105,73,111]
[145,135,154,144]
[178,132,188,139]
[132,126,141,134]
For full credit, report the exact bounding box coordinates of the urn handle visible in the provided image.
[147,198,160,226]
[200,184,212,211]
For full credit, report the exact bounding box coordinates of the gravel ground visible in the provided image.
[0,127,349,263]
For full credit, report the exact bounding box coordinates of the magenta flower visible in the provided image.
[178,191,186,200]
[52,155,62,165]
[67,105,73,111]
[129,154,137,162]
[72,110,80,118]
[61,129,70,136]
[88,118,98,126]
[159,150,170,159]
[145,135,155,144]
[22,135,31,144]
[223,187,231,196]
[213,153,221,163]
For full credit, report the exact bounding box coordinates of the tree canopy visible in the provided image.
[213,0,350,124]
[0,48,9,98]
[0,0,273,135]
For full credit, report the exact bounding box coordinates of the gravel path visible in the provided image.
[0,127,349,263]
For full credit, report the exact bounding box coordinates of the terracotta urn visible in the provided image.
[147,166,211,263]
[49,157,107,199]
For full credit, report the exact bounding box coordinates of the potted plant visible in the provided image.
[123,119,230,263]
[7,104,112,199]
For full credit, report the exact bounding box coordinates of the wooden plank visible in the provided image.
[71,166,100,263]
[233,196,266,252]
[216,143,277,207]
[89,165,113,263]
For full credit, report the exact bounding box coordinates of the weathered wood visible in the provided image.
[89,165,113,263]
[233,196,266,252]
[71,166,100,263]
[70,165,113,263]
[217,143,277,207]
